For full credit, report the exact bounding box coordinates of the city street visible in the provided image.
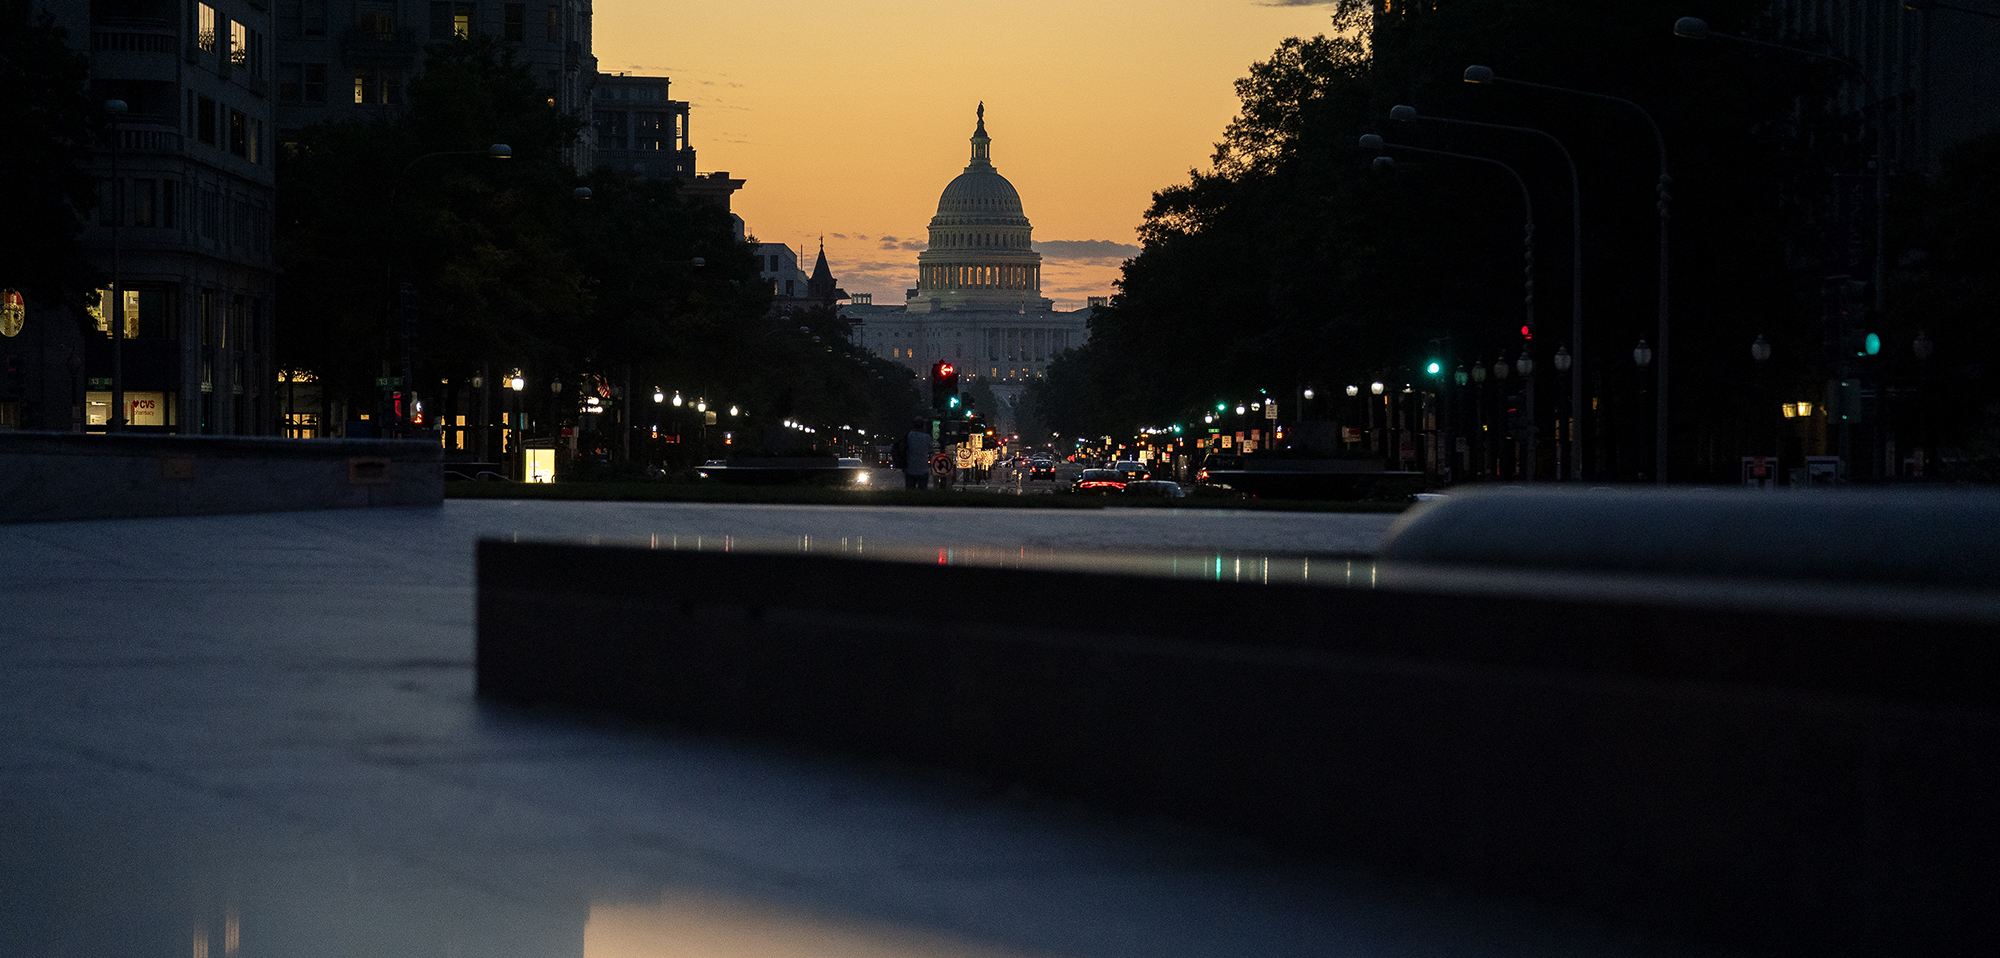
[0,501,1694,958]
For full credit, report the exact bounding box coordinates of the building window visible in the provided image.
[197,3,217,55]
[229,109,247,157]
[431,2,474,39]
[280,0,327,38]
[278,62,302,101]
[354,68,402,105]
[546,4,561,39]
[228,20,247,68]
[594,110,626,150]
[88,288,141,339]
[355,2,395,37]
[633,112,662,151]
[133,179,156,227]
[303,64,326,103]
[161,180,177,229]
[197,95,216,144]
[504,3,526,40]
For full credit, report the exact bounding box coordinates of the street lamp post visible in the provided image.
[1751,333,1773,482]
[1364,132,1539,476]
[1369,381,1385,463]
[1471,362,1489,478]
[105,99,127,432]
[1517,347,1537,479]
[1634,339,1654,480]
[1552,346,1572,478]
[507,373,525,479]
[1392,104,1584,479]
[1465,65,1671,484]
[1913,329,1934,478]
[1492,356,1512,476]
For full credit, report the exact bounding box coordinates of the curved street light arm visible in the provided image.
[1360,136,1535,334]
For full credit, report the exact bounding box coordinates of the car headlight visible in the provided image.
[854,472,869,483]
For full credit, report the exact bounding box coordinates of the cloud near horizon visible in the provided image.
[1034,239,1142,260]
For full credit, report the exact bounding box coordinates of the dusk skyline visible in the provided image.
[592,0,1344,307]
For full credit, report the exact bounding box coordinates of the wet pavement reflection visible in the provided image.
[590,532,1381,588]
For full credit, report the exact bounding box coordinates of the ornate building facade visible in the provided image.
[843,105,1090,434]
[2,1,278,435]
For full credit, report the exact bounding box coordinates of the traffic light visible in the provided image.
[1426,361,1442,376]
[930,361,959,411]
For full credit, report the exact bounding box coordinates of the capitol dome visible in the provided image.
[909,104,1051,313]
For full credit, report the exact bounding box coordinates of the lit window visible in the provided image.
[197,4,217,54]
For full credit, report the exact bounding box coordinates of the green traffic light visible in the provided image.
[1426,361,1441,375]
[1864,333,1881,356]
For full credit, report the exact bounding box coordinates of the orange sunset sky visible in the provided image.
[591,0,1345,310]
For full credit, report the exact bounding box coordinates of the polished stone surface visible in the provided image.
[0,501,1695,958]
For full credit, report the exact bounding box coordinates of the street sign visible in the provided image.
[1264,401,1277,421]
[375,376,404,388]
[87,377,112,389]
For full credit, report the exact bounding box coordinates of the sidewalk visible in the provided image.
[0,501,1688,958]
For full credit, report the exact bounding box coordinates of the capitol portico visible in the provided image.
[843,105,1093,434]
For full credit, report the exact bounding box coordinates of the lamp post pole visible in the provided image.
[1362,134,1538,477]
[105,99,127,432]
[1392,105,1584,479]
[1464,65,1669,483]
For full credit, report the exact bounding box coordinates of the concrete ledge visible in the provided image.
[478,540,2000,957]
[1382,486,2000,590]
[0,432,442,523]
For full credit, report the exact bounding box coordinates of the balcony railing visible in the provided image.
[93,31,179,54]
[93,16,174,32]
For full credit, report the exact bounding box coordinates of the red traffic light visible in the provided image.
[938,362,954,377]
[1520,325,1534,340]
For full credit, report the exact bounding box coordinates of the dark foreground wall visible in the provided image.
[0,432,441,523]
[478,530,2000,958]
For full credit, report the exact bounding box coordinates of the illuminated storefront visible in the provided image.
[84,391,175,428]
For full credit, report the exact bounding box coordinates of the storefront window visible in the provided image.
[84,391,174,428]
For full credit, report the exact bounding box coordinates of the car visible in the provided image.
[838,457,871,485]
[1028,459,1056,480]
[1195,454,1243,491]
[1111,460,1152,482]
[1071,468,1126,493]
[1120,479,1187,498]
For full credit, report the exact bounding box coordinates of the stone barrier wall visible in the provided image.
[0,432,442,523]
[478,538,2000,957]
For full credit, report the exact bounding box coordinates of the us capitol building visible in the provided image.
[842,105,1094,433]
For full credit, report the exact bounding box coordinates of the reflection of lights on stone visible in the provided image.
[586,890,1054,958]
